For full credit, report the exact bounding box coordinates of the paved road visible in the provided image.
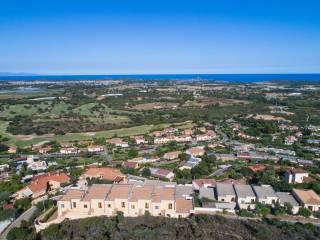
[0,206,37,240]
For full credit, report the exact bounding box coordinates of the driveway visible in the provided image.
[0,206,37,240]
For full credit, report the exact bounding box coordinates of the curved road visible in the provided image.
[0,206,36,240]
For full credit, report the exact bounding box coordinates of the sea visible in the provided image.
[0,74,320,83]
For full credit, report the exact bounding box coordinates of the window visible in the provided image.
[308,206,313,211]
[131,205,135,209]
[272,200,276,204]
[61,204,65,208]
[251,199,255,203]
[166,214,171,217]
[98,202,102,208]
[145,203,149,209]
[155,205,159,210]
[121,202,125,208]
[73,202,76,208]
[231,198,235,201]
[221,199,225,202]
[84,204,88,208]
[107,204,111,208]
[168,203,173,209]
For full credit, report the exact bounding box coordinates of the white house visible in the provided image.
[284,169,309,184]
[252,185,278,205]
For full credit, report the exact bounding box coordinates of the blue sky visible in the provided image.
[0,0,320,74]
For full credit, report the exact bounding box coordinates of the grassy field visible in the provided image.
[2,121,192,147]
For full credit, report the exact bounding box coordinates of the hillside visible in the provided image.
[37,214,320,240]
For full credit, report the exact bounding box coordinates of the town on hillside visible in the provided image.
[1,80,320,238]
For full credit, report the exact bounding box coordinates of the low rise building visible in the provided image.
[150,168,175,181]
[252,185,278,205]
[82,167,126,183]
[163,151,181,160]
[276,192,300,214]
[199,187,215,201]
[292,188,320,212]
[15,172,70,199]
[284,169,309,184]
[56,183,193,220]
[106,138,129,148]
[234,184,256,210]
[216,183,236,203]
[87,145,105,153]
[186,146,205,157]
[192,179,216,191]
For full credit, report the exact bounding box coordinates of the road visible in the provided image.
[0,206,37,240]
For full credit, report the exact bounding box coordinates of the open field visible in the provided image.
[1,120,192,147]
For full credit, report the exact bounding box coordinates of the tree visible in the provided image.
[255,203,270,216]
[298,208,311,218]
[141,168,151,177]
[14,198,31,212]
[127,148,138,158]
[178,153,189,162]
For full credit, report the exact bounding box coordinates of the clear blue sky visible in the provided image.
[0,0,320,74]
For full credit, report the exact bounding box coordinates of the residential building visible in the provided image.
[163,151,181,160]
[276,192,300,214]
[215,154,237,162]
[15,172,70,199]
[199,187,215,200]
[87,145,104,153]
[150,168,175,181]
[285,136,297,145]
[216,183,236,203]
[252,185,278,205]
[192,179,216,191]
[122,161,139,169]
[292,188,320,212]
[179,157,201,170]
[186,146,205,157]
[60,147,80,154]
[82,167,126,183]
[106,138,129,148]
[284,169,309,184]
[234,184,256,210]
[131,135,147,145]
[8,146,17,154]
[56,183,193,220]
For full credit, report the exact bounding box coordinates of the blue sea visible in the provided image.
[0,74,320,83]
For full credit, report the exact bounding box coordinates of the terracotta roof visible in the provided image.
[59,189,85,201]
[123,161,139,169]
[84,167,125,182]
[176,198,193,213]
[163,151,181,159]
[106,184,133,201]
[152,187,174,202]
[293,188,320,205]
[248,164,266,172]
[27,172,70,194]
[83,184,111,201]
[193,179,216,188]
[130,185,153,201]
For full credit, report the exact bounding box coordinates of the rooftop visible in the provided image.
[233,184,255,198]
[83,184,112,201]
[276,192,299,207]
[293,188,320,205]
[216,183,235,197]
[252,185,277,199]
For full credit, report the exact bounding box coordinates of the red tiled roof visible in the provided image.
[84,167,125,182]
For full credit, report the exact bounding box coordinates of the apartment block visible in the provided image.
[57,183,193,220]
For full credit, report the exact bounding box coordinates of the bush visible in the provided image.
[298,208,311,218]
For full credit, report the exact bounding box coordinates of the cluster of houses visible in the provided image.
[194,179,320,214]
[153,127,216,145]
[32,167,320,232]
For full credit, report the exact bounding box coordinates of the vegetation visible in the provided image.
[35,214,320,240]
